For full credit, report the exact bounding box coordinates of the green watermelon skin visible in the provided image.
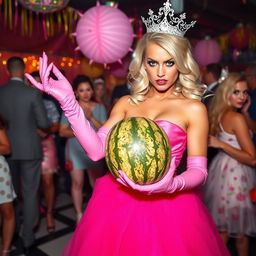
[105,117,171,185]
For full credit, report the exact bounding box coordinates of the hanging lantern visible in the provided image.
[74,2,134,65]
[229,23,249,49]
[18,0,70,13]
[81,58,104,78]
[217,34,229,53]
[193,36,222,66]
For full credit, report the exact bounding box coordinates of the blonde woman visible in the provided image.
[93,78,111,112]
[26,1,230,255]
[204,72,256,256]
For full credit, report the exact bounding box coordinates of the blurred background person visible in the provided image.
[0,56,50,254]
[204,73,256,256]
[93,77,111,113]
[59,75,107,224]
[202,63,222,108]
[29,71,60,234]
[111,82,131,106]
[0,114,16,256]
[202,63,223,169]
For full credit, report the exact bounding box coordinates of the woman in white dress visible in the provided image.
[204,72,256,256]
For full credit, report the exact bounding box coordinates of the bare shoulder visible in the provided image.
[226,111,247,126]
[182,98,207,117]
[113,95,131,107]
[104,95,130,128]
[229,111,245,121]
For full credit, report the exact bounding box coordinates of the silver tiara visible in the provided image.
[141,0,196,37]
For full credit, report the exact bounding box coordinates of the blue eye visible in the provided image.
[166,60,175,67]
[147,60,157,67]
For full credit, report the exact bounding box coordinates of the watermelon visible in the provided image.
[105,117,171,185]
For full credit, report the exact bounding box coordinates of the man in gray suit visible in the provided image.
[0,57,50,254]
[201,63,222,169]
[202,63,222,108]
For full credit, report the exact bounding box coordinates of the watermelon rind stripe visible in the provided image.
[112,121,123,175]
[128,117,138,183]
[157,125,171,177]
[145,118,161,182]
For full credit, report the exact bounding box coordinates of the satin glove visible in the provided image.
[25,52,75,105]
[26,53,110,161]
[117,156,207,194]
[116,157,177,194]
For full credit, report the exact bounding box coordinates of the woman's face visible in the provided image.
[144,42,179,92]
[76,82,93,102]
[95,83,105,98]
[229,81,248,109]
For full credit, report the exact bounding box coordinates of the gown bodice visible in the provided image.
[155,120,187,166]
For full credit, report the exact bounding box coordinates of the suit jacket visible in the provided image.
[202,83,219,165]
[0,79,50,160]
[111,83,131,102]
[202,83,219,110]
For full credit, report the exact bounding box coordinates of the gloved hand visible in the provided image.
[26,52,110,161]
[117,156,207,194]
[25,52,75,105]
[117,157,177,194]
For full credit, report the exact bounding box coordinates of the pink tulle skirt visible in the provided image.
[62,174,230,256]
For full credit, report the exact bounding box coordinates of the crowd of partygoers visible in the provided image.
[0,1,256,256]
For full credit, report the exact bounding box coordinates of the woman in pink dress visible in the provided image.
[26,1,230,255]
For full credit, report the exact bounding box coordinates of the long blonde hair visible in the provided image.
[127,32,206,104]
[209,72,247,135]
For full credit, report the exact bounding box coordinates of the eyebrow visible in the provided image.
[233,89,248,92]
[146,57,174,62]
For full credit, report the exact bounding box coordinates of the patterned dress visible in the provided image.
[0,155,16,204]
[204,123,256,237]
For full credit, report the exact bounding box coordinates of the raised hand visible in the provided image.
[241,95,251,114]
[25,52,74,104]
[117,157,177,194]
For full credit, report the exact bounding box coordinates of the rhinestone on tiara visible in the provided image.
[141,0,196,37]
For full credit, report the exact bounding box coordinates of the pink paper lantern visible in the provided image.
[193,38,222,67]
[75,3,134,65]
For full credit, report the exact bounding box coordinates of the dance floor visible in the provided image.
[10,193,79,256]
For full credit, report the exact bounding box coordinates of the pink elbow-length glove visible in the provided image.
[25,53,110,161]
[117,156,207,194]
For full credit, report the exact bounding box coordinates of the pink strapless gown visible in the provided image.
[62,120,230,256]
